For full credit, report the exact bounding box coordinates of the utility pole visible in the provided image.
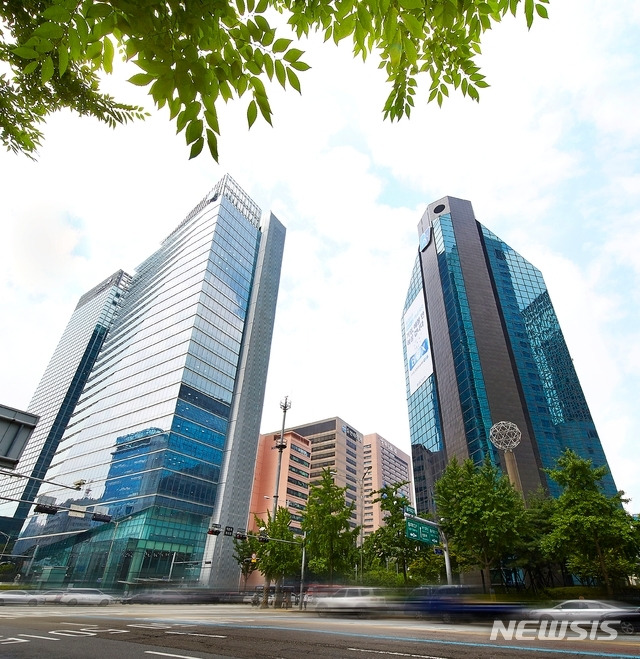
[272,396,291,517]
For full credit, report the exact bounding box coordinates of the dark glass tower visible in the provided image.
[15,175,285,590]
[402,196,616,514]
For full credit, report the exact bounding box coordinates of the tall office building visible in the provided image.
[362,434,413,540]
[15,175,285,590]
[403,196,616,514]
[249,430,312,536]
[0,271,130,537]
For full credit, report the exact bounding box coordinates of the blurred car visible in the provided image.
[123,589,191,604]
[529,599,640,634]
[59,588,115,606]
[405,584,523,623]
[123,588,234,604]
[0,589,39,606]
[314,587,388,616]
[36,589,67,604]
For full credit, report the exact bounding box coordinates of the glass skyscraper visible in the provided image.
[0,271,130,537]
[402,196,616,514]
[14,175,285,590]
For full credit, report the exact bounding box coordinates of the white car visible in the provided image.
[0,589,39,606]
[36,589,67,604]
[59,588,115,606]
[529,599,635,622]
[314,587,388,616]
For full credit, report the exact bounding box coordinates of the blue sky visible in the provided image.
[1,0,639,511]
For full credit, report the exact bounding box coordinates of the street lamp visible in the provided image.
[272,396,291,517]
[489,421,523,493]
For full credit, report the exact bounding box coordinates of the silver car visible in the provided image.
[529,599,636,622]
[0,589,39,606]
[314,587,388,616]
[59,588,115,606]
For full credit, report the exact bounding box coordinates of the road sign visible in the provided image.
[405,517,440,545]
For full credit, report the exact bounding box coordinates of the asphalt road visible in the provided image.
[0,603,638,659]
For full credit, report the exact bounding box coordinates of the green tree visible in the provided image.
[301,468,358,584]
[541,449,640,597]
[2,0,549,160]
[252,507,301,607]
[435,455,526,591]
[515,488,566,592]
[232,534,260,591]
[367,481,416,584]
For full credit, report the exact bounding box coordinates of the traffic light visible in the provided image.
[34,503,58,515]
[207,524,221,535]
[91,512,112,522]
[258,533,269,543]
[235,529,248,541]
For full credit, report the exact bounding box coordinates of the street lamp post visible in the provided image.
[359,465,371,582]
[298,531,307,610]
[272,396,291,517]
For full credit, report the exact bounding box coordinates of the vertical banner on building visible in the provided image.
[404,294,433,395]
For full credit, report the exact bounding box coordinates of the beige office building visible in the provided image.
[362,433,414,540]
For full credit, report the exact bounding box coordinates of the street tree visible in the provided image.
[2,0,549,160]
[367,481,416,584]
[252,507,300,607]
[435,455,526,591]
[232,534,260,591]
[541,449,640,597]
[301,468,358,584]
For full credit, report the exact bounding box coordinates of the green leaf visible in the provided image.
[41,56,54,83]
[274,59,286,88]
[23,61,39,75]
[102,36,114,74]
[535,3,549,19]
[263,54,274,79]
[68,29,81,60]
[58,42,69,76]
[272,38,292,54]
[289,60,311,72]
[356,4,372,32]
[206,129,219,161]
[12,47,39,60]
[286,67,301,93]
[236,0,246,15]
[204,109,220,133]
[33,22,64,40]
[247,99,258,128]
[283,48,304,63]
[186,118,203,145]
[189,136,204,159]
[129,73,154,86]
[86,3,112,19]
[42,6,72,22]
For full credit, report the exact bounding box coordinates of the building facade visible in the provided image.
[14,175,285,591]
[249,430,312,537]
[0,272,129,537]
[362,433,413,540]
[403,196,617,515]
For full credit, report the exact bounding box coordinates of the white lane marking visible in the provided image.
[165,631,226,638]
[348,649,449,659]
[18,634,60,641]
[145,653,208,659]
